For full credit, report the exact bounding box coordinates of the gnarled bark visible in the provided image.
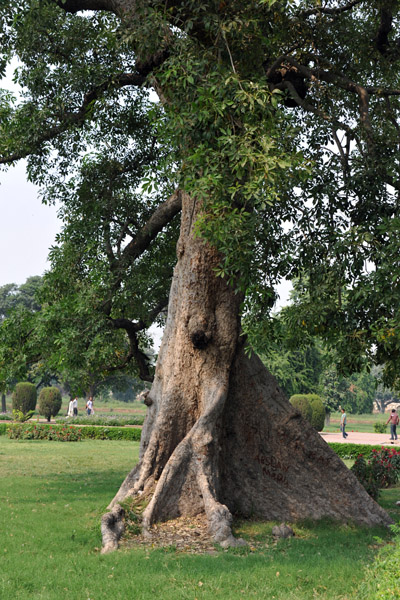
[101,192,391,553]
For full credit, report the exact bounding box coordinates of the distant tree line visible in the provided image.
[0,276,148,407]
[261,326,399,416]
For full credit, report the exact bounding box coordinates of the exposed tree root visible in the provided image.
[100,504,125,554]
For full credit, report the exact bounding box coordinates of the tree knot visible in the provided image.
[187,315,213,350]
[190,330,211,349]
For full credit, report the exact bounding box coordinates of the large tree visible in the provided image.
[1,1,398,551]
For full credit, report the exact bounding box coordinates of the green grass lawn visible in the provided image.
[324,412,390,434]
[1,436,399,600]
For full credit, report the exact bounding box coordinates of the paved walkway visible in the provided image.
[320,431,399,446]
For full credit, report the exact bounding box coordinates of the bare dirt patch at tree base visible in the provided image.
[120,514,220,554]
[118,514,299,555]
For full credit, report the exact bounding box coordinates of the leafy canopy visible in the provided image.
[0,1,399,387]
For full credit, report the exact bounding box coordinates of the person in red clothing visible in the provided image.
[386,408,399,441]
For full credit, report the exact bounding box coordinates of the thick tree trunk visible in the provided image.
[101,193,391,553]
[1,393,6,413]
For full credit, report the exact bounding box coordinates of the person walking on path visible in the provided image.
[86,396,94,416]
[386,408,399,441]
[340,408,348,439]
[72,396,78,417]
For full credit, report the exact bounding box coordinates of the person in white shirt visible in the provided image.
[86,397,93,416]
[67,398,74,418]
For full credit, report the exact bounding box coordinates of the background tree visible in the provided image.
[261,342,324,399]
[371,365,400,413]
[321,367,376,415]
[0,0,397,550]
[0,276,42,321]
[374,384,400,414]
[0,276,49,402]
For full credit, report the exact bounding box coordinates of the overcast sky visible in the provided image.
[0,60,62,288]
[0,161,61,287]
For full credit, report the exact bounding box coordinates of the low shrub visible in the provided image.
[7,423,82,441]
[79,426,141,441]
[0,423,7,436]
[12,382,37,417]
[374,422,387,433]
[350,454,380,500]
[57,414,145,426]
[0,413,12,420]
[327,442,396,460]
[6,423,142,442]
[350,447,400,500]
[38,387,62,422]
[12,408,35,422]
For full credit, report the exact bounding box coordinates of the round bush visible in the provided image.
[289,395,312,422]
[290,394,325,431]
[12,382,37,416]
[308,394,325,432]
[38,387,62,422]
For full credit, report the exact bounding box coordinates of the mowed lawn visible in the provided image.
[1,436,399,600]
[324,412,393,434]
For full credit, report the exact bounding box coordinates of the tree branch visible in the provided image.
[107,297,168,381]
[374,1,400,60]
[107,324,154,382]
[267,56,375,151]
[0,73,146,166]
[122,189,182,263]
[279,80,362,152]
[301,0,365,18]
[100,191,181,315]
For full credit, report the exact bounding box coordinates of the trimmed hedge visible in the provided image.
[289,394,325,431]
[79,426,142,441]
[3,424,394,451]
[56,415,145,427]
[12,382,37,416]
[290,395,313,422]
[8,423,82,441]
[6,423,142,442]
[327,442,396,460]
[38,387,62,422]
[309,395,325,432]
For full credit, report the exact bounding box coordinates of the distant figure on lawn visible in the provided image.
[386,408,399,441]
[86,396,94,416]
[340,408,348,439]
[68,397,78,417]
[67,398,74,418]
